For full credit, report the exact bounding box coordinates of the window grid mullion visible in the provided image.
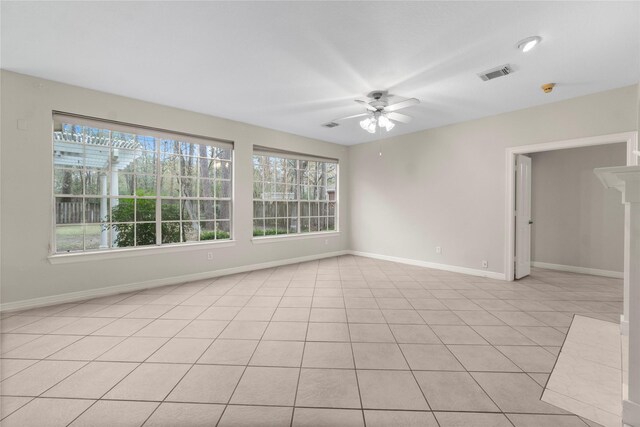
[155,141,162,245]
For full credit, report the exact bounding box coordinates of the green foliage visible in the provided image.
[201,230,230,240]
[253,228,288,237]
[111,191,180,246]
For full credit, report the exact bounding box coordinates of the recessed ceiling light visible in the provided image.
[517,36,542,53]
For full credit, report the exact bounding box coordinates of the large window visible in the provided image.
[52,113,232,253]
[252,148,337,237]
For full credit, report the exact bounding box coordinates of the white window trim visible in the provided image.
[48,239,237,264]
[51,112,234,255]
[252,150,339,237]
[252,231,340,244]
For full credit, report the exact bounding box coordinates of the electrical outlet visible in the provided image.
[435,246,442,254]
[207,252,213,261]
[482,260,488,268]
[325,239,329,245]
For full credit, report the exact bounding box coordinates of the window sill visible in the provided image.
[48,240,237,264]
[252,231,340,245]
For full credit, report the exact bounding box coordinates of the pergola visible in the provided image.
[53,129,142,248]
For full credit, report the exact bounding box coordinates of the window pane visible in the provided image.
[56,197,83,224]
[216,221,230,239]
[253,219,264,236]
[199,200,215,221]
[136,199,156,222]
[265,201,276,218]
[253,201,264,218]
[216,201,231,220]
[54,169,83,195]
[218,180,232,198]
[85,224,107,250]
[136,175,157,196]
[220,161,232,180]
[162,222,181,243]
[288,202,298,217]
[216,147,232,161]
[111,223,135,248]
[117,173,135,196]
[85,198,105,223]
[300,202,309,217]
[276,218,287,234]
[320,202,328,216]
[161,176,180,197]
[300,218,309,233]
[135,223,156,246]
[288,217,298,233]
[265,219,276,235]
[85,145,110,172]
[329,202,336,216]
[84,171,107,196]
[276,201,287,218]
[199,179,215,198]
[181,178,197,198]
[111,198,134,222]
[56,225,84,252]
[161,199,180,221]
[182,199,198,221]
[133,150,156,175]
[253,182,264,199]
[200,221,215,240]
[179,156,199,178]
[328,217,335,231]
[182,222,198,242]
[161,152,180,176]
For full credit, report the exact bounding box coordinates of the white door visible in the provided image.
[515,154,532,279]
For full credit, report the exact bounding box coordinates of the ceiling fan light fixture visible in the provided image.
[378,115,395,131]
[517,36,542,52]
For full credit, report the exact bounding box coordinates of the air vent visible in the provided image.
[322,122,339,128]
[478,64,513,81]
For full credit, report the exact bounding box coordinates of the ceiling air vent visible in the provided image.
[322,122,339,128]
[478,64,513,81]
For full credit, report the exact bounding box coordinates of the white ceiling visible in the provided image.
[2,1,638,145]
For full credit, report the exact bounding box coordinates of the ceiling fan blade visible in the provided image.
[355,99,377,112]
[387,112,412,123]
[384,98,420,112]
[334,112,369,121]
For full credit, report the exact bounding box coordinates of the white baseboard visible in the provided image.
[0,250,349,313]
[621,316,629,336]
[531,261,623,279]
[347,250,506,281]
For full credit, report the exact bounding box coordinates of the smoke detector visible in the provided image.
[478,64,513,81]
[541,83,556,93]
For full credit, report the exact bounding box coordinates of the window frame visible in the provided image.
[50,112,234,257]
[251,148,339,240]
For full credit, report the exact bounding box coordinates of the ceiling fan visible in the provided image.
[333,90,420,134]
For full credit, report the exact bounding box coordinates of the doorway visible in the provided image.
[504,132,638,281]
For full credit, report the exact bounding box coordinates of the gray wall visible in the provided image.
[348,85,638,276]
[530,144,626,273]
[0,70,349,306]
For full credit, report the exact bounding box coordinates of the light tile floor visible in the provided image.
[543,315,622,427]
[0,256,623,426]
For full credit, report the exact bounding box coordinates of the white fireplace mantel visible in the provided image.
[595,165,640,427]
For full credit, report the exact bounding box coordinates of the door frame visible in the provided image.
[504,131,638,281]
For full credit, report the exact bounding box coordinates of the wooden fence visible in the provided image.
[56,201,102,224]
